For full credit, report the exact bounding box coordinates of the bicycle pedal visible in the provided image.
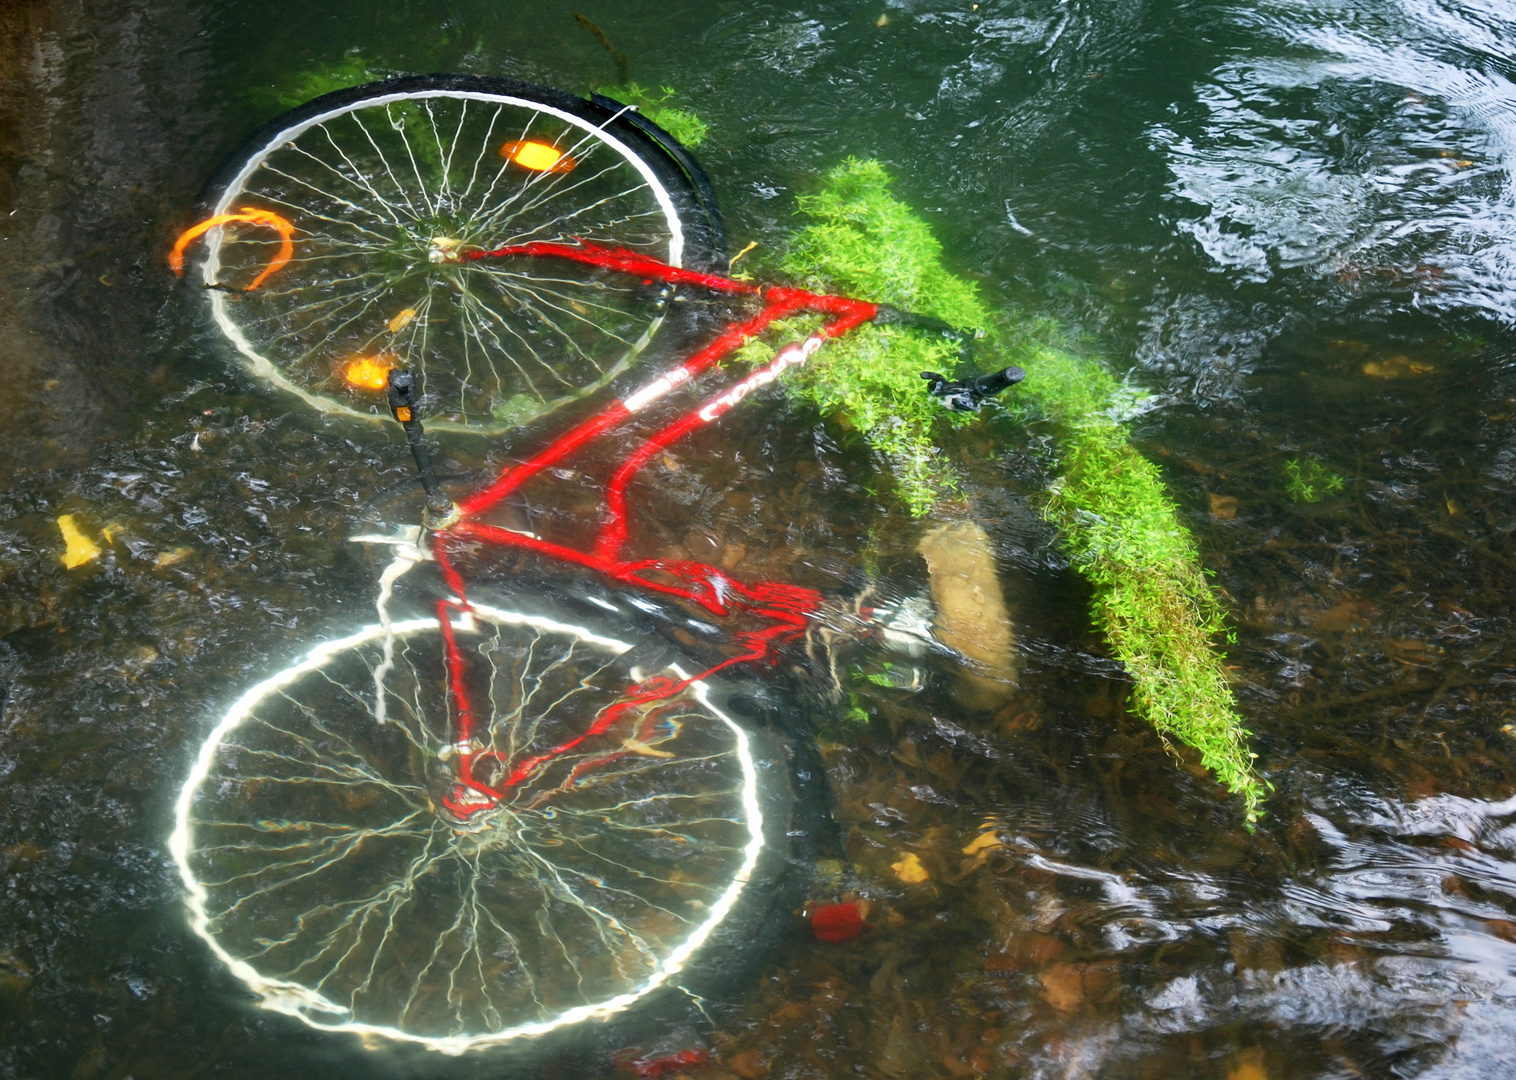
[868,661,927,691]
[348,525,428,555]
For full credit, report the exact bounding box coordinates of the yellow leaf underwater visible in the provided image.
[155,547,194,568]
[962,831,1003,856]
[1362,355,1434,379]
[891,852,930,884]
[57,515,100,569]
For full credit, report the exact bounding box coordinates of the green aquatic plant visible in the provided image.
[244,55,382,113]
[1283,457,1345,503]
[738,160,985,515]
[1032,349,1264,821]
[776,158,1265,820]
[594,84,709,148]
[730,318,973,515]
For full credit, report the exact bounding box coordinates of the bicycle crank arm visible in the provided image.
[385,369,462,530]
[868,305,1027,409]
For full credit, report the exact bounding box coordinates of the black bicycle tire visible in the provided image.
[590,90,729,266]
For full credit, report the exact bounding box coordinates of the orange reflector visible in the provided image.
[500,140,574,173]
[343,356,392,391]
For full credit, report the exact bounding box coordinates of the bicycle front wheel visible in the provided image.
[169,602,763,1053]
[195,75,721,434]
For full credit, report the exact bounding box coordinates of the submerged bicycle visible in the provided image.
[166,74,1021,1055]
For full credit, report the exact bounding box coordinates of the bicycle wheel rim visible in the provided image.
[196,75,715,435]
[169,604,764,1054]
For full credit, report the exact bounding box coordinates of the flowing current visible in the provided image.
[3,1,1516,1077]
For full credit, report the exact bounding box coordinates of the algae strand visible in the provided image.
[776,159,1265,820]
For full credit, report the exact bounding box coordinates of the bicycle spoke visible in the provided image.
[349,109,428,222]
[472,266,639,344]
[493,162,642,236]
[386,102,437,217]
[456,288,572,393]
[458,103,506,206]
[242,269,394,310]
[253,164,403,241]
[471,156,630,240]
[452,293,537,410]
[290,135,415,227]
[247,281,397,362]
[314,121,423,226]
[467,109,544,222]
[430,98,464,206]
[466,123,603,232]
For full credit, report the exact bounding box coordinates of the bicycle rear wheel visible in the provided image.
[170,601,764,1053]
[194,75,722,433]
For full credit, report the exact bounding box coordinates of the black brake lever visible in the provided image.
[920,366,1025,413]
[870,304,1024,411]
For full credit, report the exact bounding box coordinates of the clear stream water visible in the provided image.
[4,1,1516,1077]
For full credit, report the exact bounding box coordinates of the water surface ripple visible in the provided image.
[3,1,1516,1077]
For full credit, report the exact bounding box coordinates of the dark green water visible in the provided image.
[4,1,1516,1077]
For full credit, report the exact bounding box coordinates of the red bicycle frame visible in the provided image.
[415,241,883,818]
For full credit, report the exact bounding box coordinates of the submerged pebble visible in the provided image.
[916,521,1016,709]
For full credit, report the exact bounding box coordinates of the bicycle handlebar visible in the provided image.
[872,303,977,363]
[920,365,1026,413]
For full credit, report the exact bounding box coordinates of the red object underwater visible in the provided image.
[619,1047,709,1078]
[811,900,867,943]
